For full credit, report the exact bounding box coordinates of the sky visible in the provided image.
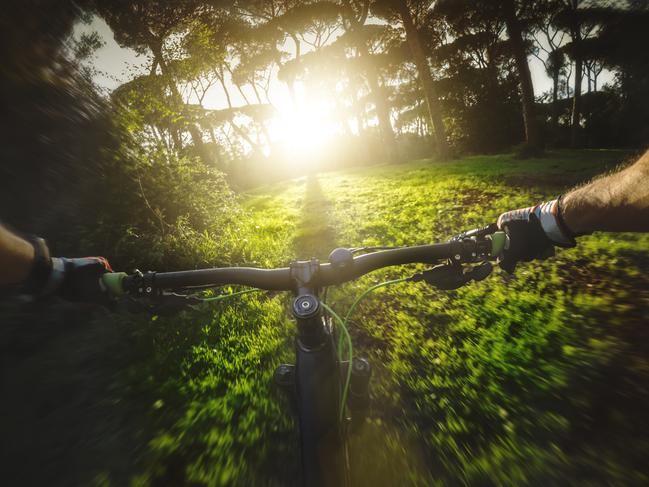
[74,16,280,110]
[75,14,614,113]
[76,17,146,93]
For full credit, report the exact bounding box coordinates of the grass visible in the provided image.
[237,148,649,486]
[2,149,649,486]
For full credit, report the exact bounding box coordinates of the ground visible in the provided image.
[2,150,649,486]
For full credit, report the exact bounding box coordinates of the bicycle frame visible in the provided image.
[289,259,349,487]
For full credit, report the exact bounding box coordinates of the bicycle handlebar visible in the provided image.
[319,242,455,286]
[101,229,506,297]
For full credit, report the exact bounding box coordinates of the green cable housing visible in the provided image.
[323,277,409,422]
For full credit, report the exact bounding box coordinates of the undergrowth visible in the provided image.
[4,149,648,486]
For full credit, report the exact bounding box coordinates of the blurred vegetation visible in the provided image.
[4,150,649,486]
[1,1,649,486]
[238,150,649,486]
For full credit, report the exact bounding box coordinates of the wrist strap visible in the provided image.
[537,198,576,247]
[22,237,53,295]
[556,194,584,238]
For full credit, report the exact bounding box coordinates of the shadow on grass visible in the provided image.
[292,174,338,260]
[0,302,144,486]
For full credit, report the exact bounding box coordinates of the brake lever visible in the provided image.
[411,261,493,290]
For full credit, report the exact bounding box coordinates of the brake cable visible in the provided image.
[323,276,410,422]
[168,288,261,302]
[187,276,415,423]
[320,303,352,422]
[197,288,260,302]
[339,277,410,351]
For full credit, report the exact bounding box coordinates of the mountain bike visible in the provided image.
[100,224,507,487]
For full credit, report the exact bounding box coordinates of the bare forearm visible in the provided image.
[0,224,34,285]
[562,150,649,235]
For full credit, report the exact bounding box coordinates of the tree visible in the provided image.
[501,0,543,153]
[532,2,567,136]
[553,0,600,147]
[0,0,111,239]
[240,1,341,101]
[181,17,271,156]
[340,0,399,161]
[373,0,449,157]
[95,0,214,163]
[434,0,544,154]
[433,0,524,152]
[579,5,649,147]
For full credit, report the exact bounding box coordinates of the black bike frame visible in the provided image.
[289,260,348,487]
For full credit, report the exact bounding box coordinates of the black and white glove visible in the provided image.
[496,197,576,273]
[23,237,113,302]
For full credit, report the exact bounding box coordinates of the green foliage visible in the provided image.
[5,1,649,484]
[5,147,649,486]
[82,150,242,271]
[127,293,297,486]
[230,149,649,485]
[64,98,243,271]
[72,31,105,60]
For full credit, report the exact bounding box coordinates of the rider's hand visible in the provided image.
[43,257,113,302]
[496,198,576,273]
[18,237,111,302]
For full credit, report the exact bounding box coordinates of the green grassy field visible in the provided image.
[236,149,649,486]
[3,150,649,486]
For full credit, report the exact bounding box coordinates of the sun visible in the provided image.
[267,87,339,156]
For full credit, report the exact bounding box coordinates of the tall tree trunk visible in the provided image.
[503,0,542,153]
[171,129,182,152]
[352,82,365,137]
[225,64,252,105]
[552,70,559,133]
[292,33,301,61]
[228,119,262,154]
[571,47,582,147]
[344,1,396,160]
[396,3,448,157]
[367,67,398,161]
[286,34,301,104]
[209,128,225,167]
[248,81,272,151]
[250,80,264,104]
[354,46,397,162]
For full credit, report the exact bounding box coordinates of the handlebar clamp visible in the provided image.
[450,224,500,263]
[124,270,158,298]
[448,238,484,263]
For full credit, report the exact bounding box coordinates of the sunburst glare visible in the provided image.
[268,86,340,157]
